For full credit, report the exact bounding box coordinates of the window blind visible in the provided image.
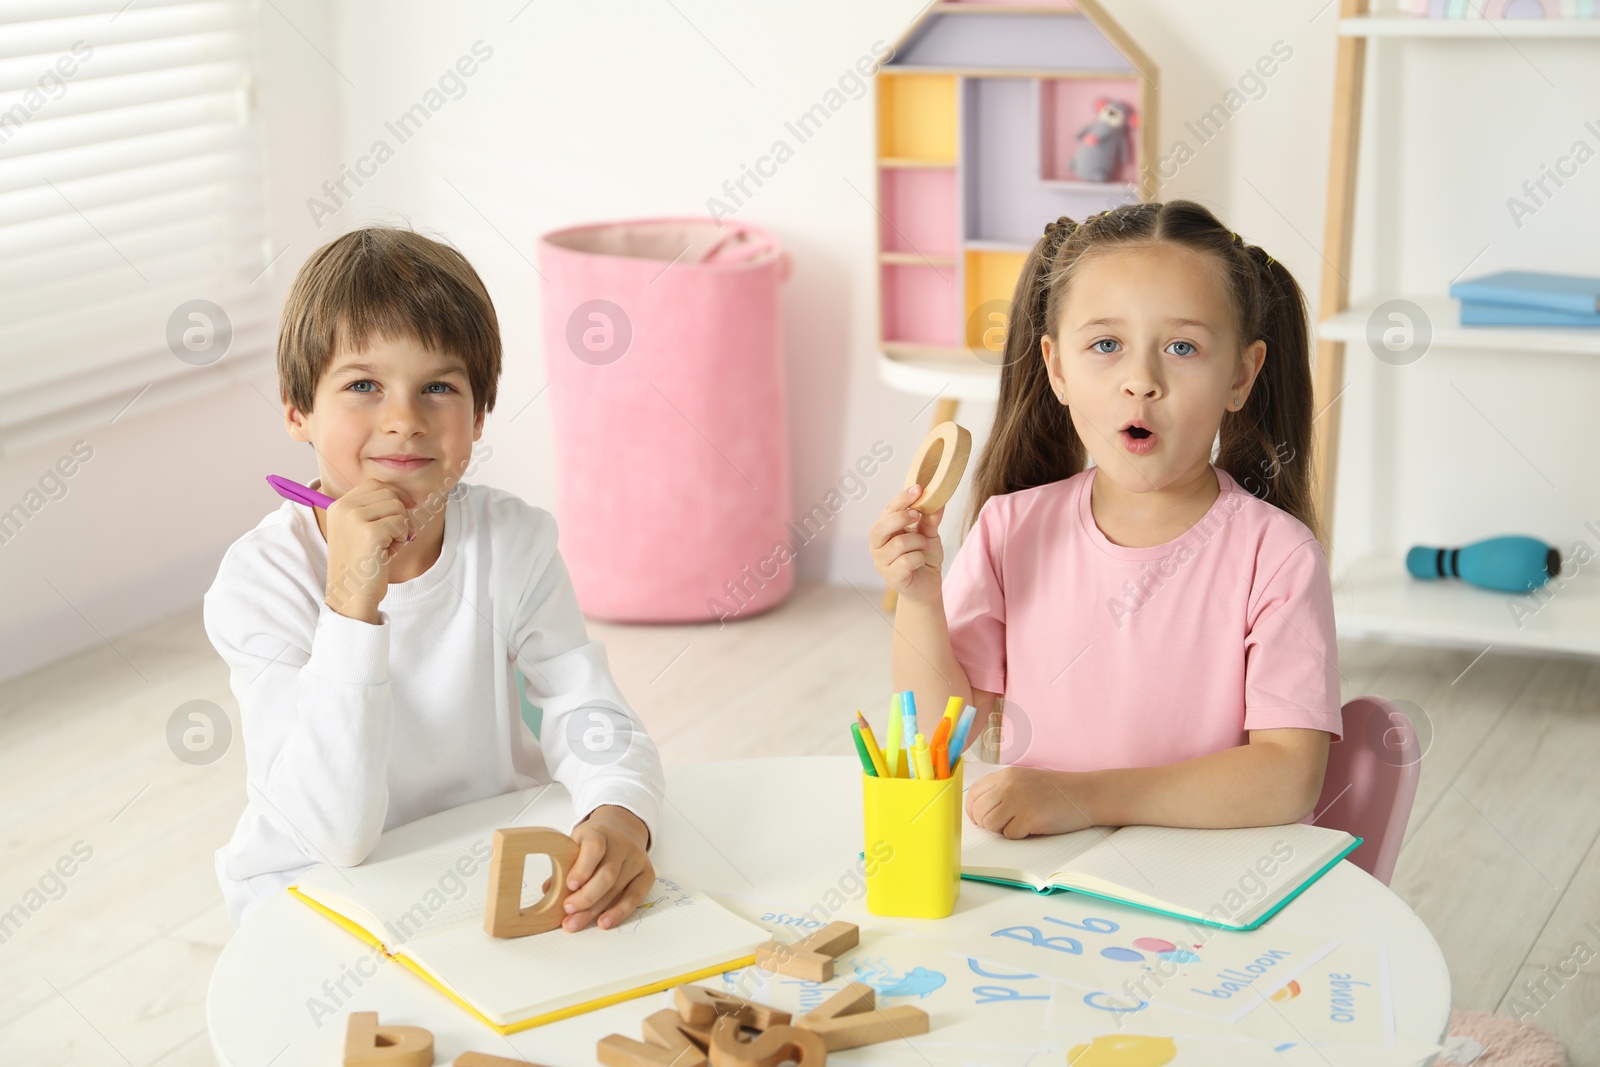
[0,0,273,456]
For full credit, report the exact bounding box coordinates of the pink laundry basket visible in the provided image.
[537,218,793,623]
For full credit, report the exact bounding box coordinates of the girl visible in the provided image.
[870,199,1342,840]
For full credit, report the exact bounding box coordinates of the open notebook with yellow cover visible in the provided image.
[287,792,770,1034]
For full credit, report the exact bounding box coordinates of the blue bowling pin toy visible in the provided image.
[1406,535,1561,594]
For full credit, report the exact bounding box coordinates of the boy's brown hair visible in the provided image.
[277,226,502,417]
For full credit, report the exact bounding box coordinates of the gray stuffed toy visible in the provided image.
[1070,98,1138,183]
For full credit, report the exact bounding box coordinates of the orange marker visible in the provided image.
[933,739,950,779]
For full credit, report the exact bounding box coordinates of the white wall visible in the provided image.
[0,0,340,682]
[306,0,1358,584]
[4,0,1595,683]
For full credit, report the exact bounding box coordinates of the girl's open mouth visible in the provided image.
[1120,426,1157,454]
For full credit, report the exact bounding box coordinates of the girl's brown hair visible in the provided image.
[965,199,1319,543]
[277,226,503,418]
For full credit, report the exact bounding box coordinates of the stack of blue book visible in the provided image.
[1450,270,1600,327]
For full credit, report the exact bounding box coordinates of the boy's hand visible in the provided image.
[869,485,946,606]
[547,805,654,931]
[323,478,416,623]
[966,767,1096,838]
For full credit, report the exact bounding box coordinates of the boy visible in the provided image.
[206,226,662,931]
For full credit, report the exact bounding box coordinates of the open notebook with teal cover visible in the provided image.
[959,821,1362,932]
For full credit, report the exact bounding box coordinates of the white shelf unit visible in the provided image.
[1333,553,1600,659]
[1319,296,1600,358]
[876,348,1002,403]
[1315,5,1600,658]
[1339,14,1600,36]
[872,0,1157,370]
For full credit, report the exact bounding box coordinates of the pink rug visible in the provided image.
[1435,1009,1566,1067]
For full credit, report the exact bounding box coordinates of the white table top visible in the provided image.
[208,756,1451,1066]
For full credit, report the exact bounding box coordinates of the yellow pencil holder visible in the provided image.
[862,758,963,919]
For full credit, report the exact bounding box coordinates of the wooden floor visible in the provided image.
[1,581,1596,1063]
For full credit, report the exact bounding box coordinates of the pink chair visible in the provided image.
[1298,695,1422,886]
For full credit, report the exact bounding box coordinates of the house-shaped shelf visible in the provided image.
[875,0,1159,363]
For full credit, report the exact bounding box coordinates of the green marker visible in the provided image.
[850,722,878,776]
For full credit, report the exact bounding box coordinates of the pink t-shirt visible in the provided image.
[943,463,1342,773]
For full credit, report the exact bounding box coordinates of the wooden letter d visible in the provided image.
[484,826,581,938]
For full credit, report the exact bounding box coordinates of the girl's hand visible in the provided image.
[870,485,946,606]
[547,806,654,931]
[966,767,1095,838]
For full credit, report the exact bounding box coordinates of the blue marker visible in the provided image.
[949,703,977,762]
[901,690,918,746]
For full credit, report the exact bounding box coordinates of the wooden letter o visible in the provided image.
[904,421,972,514]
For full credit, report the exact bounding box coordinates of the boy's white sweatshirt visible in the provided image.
[204,478,665,928]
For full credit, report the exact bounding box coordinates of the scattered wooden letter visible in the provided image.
[483,827,581,938]
[674,984,791,1031]
[796,981,929,1051]
[343,1011,434,1067]
[642,1007,712,1052]
[597,1008,711,1067]
[601,984,803,1067]
[754,940,831,983]
[454,1052,549,1067]
[754,920,860,982]
[707,1015,827,1066]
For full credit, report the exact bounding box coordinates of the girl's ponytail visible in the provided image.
[1216,242,1320,543]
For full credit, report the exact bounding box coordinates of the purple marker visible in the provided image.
[266,474,412,543]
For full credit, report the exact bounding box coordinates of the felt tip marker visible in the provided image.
[267,474,413,543]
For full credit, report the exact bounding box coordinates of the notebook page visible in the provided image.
[294,833,497,945]
[1062,823,1353,922]
[960,823,1109,887]
[399,875,771,1026]
[292,785,578,946]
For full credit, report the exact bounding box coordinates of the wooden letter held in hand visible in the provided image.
[754,920,860,981]
[708,1016,827,1067]
[343,1011,434,1067]
[484,827,581,938]
[796,981,929,1051]
[904,421,972,513]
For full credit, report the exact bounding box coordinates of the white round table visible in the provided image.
[208,756,1451,1065]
